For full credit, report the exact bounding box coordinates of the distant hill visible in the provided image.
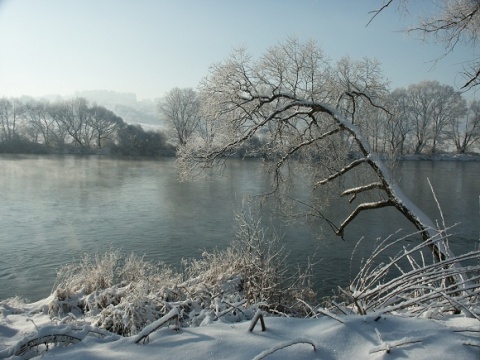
[73,90,164,127]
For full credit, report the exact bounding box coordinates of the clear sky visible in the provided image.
[0,0,476,101]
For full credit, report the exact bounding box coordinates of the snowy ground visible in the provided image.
[1,296,479,359]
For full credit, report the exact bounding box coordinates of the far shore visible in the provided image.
[398,153,480,161]
[0,151,479,162]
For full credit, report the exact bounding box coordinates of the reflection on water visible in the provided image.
[0,155,478,301]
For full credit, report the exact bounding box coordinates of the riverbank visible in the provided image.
[0,296,478,359]
[399,153,480,161]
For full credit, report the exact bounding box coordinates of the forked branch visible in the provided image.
[337,200,394,237]
[314,158,367,188]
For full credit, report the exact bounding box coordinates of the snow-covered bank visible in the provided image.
[1,197,479,359]
[0,297,479,359]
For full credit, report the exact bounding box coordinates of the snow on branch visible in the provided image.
[344,226,480,316]
[337,200,394,238]
[248,309,266,332]
[369,335,423,355]
[134,307,180,344]
[252,337,317,360]
[314,158,367,188]
[341,182,385,203]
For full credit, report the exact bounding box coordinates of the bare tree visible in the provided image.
[0,97,23,142]
[384,88,412,155]
[408,81,466,154]
[449,99,480,153]
[88,105,124,148]
[157,88,201,145]
[49,98,94,149]
[177,38,456,265]
[370,0,480,90]
[23,99,56,147]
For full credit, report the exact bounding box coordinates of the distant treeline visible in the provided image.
[0,97,175,156]
[2,82,480,158]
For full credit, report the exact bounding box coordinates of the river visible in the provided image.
[0,155,478,301]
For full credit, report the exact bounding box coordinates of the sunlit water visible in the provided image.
[0,155,478,301]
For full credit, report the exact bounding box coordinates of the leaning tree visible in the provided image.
[177,39,476,299]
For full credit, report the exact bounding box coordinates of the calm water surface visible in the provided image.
[0,155,478,301]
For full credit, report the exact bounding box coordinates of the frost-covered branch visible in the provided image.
[341,182,385,203]
[368,0,480,90]
[337,200,394,238]
[275,127,342,172]
[134,308,180,344]
[314,158,367,188]
[344,227,480,316]
[252,337,317,360]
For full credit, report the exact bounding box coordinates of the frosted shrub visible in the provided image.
[48,208,315,336]
[50,251,182,329]
[184,204,316,315]
[54,250,121,295]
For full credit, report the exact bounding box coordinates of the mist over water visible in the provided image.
[0,155,478,301]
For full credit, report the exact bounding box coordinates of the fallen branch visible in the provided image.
[216,299,248,319]
[369,336,423,354]
[315,307,344,324]
[15,334,81,357]
[134,307,180,344]
[248,309,266,332]
[253,337,316,360]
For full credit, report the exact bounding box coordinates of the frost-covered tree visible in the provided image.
[49,98,94,149]
[0,97,22,142]
[23,99,56,147]
[157,87,201,145]
[177,38,454,264]
[448,98,480,153]
[404,80,466,154]
[384,88,412,155]
[88,105,124,148]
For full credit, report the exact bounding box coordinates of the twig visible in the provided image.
[315,307,344,324]
[253,338,316,360]
[248,309,266,332]
[216,299,248,319]
[369,336,423,354]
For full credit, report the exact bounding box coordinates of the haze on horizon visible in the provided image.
[0,0,476,101]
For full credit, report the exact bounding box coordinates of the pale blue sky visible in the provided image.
[0,0,476,100]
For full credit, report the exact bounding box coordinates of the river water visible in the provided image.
[0,155,478,301]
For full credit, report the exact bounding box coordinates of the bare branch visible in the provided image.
[461,66,480,89]
[275,127,343,170]
[341,182,385,197]
[341,182,385,203]
[366,0,395,27]
[337,200,394,237]
[314,158,367,188]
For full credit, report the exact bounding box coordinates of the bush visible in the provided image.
[48,205,316,336]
